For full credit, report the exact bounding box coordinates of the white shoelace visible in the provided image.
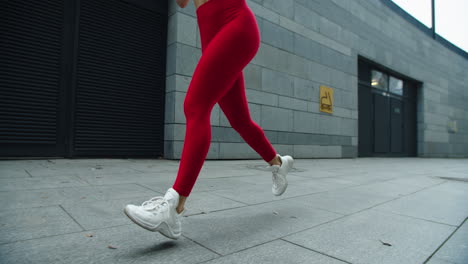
[141,196,168,211]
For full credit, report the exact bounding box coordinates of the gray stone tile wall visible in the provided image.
[165,0,468,159]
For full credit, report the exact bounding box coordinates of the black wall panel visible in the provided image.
[0,0,65,157]
[72,0,167,157]
[0,0,167,158]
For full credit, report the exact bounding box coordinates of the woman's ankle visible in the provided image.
[268,154,282,166]
[176,207,184,214]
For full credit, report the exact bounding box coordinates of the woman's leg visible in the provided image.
[172,10,261,204]
[175,72,281,213]
[217,72,279,164]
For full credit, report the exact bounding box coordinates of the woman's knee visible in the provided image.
[183,98,212,121]
[230,117,256,132]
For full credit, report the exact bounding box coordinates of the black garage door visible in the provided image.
[358,57,418,157]
[0,0,167,158]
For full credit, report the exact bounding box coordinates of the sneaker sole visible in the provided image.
[273,181,288,196]
[123,207,181,239]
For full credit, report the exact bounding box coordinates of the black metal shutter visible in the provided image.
[0,0,64,157]
[73,0,167,157]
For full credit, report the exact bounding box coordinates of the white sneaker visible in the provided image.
[270,154,294,196]
[124,188,185,239]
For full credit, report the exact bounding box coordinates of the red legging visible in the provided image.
[172,0,277,197]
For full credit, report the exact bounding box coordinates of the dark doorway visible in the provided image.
[0,0,168,158]
[358,57,418,157]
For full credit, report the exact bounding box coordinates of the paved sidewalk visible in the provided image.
[0,157,467,264]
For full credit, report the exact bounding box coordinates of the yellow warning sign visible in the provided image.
[320,85,334,114]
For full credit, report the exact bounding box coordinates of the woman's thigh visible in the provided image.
[217,72,251,126]
[185,12,260,114]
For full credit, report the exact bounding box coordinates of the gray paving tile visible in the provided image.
[315,176,364,187]
[132,179,177,194]
[234,173,313,185]
[291,177,363,191]
[210,181,330,205]
[193,160,262,170]
[272,159,356,179]
[285,183,399,215]
[373,182,468,226]
[190,177,255,192]
[425,257,457,264]
[0,175,89,191]
[182,199,343,255]
[77,172,176,187]
[125,166,179,175]
[202,239,348,264]
[44,158,131,167]
[182,191,247,216]
[126,158,180,165]
[0,206,83,244]
[0,183,157,210]
[140,177,254,194]
[10,159,139,178]
[342,180,430,197]
[0,168,31,179]
[61,195,163,230]
[0,224,219,264]
[194,160,275,179]
[384,175,447,188]
[61,192,245,230]
[283,209,456,264]
[288,169,348,179]
[0,159,48,178]
[125,158,181,172]
[430,181,468,197]
[198,170,261,179]
[35,158,133,167]
[0,159,47,167]
[28,165,142,178]
[427,219,468,264]
[323,172,399,185]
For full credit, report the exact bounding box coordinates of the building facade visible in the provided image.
[165,0,468,159]
[1,0,467,159]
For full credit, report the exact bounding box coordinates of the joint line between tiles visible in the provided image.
[280,239,354,264]
[423,217,468,264]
